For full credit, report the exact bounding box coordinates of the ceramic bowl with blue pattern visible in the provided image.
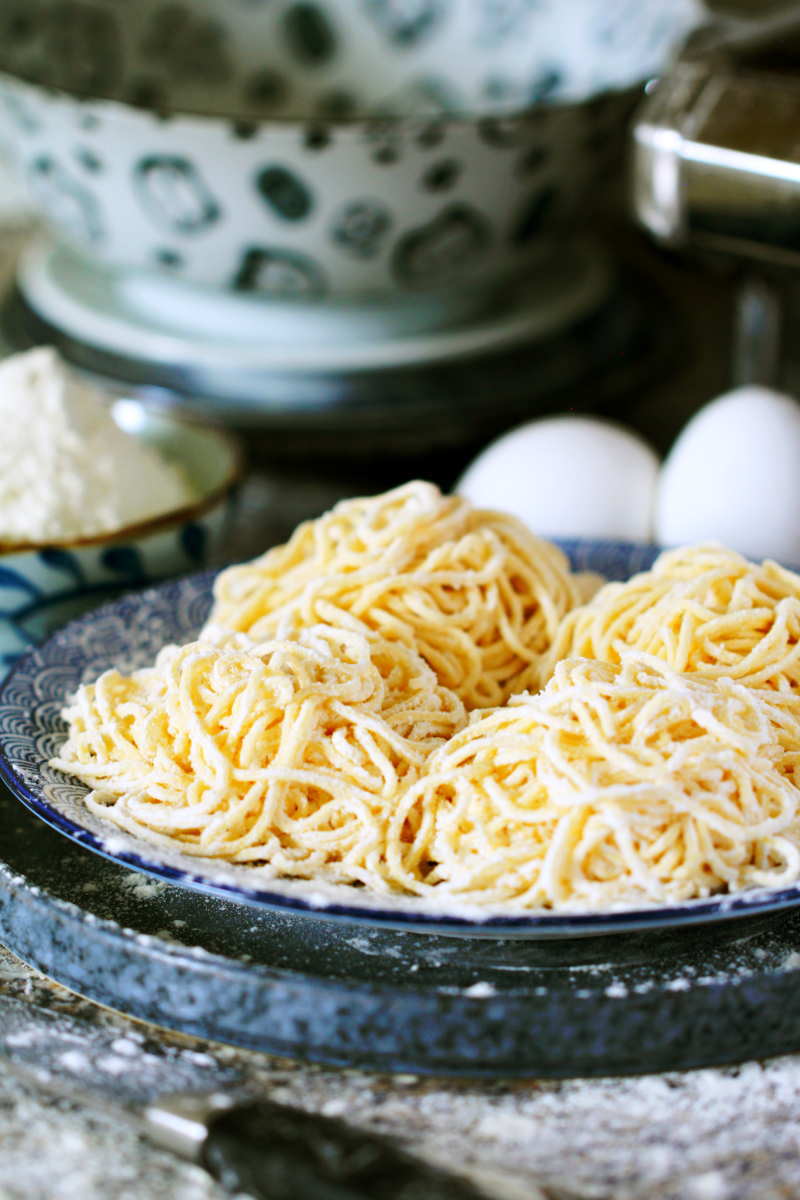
[0,0,701,300]
[0,401,241,677]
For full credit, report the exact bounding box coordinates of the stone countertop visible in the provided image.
[5,941,800,1200]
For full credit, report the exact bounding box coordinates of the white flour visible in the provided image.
[0,347,194,543]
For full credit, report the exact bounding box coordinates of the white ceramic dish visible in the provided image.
[15,235,611,378]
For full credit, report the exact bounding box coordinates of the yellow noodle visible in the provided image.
[550,545,800,690]
[387,655,800,907]
[50,626,465,889]
[549,544,800,768]
[50,512,800,911]
[206,480,580,708]
[51,635,800,907]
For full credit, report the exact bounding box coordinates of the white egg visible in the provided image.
[457,415,659,541]
[656,386,800,563]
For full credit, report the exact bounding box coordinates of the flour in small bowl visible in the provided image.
[0,347,195,543]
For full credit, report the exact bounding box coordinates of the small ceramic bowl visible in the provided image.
[0,0,701,300]
[0,400,241,675]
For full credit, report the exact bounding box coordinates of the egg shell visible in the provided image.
[656,386,800,563]
[457,415,659,541]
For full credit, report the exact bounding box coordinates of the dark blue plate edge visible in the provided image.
[2,542,800,936]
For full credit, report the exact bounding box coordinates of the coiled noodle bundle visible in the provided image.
[51,505,800,914]
[51,626,465,886]
[207,481,580,708]
[550,545,800,691]
[387,654,800,908]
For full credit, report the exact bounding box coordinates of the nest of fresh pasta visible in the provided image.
[51,482,800,911]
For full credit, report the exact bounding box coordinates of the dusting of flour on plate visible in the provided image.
[0,347,194,542]
[463,981,496,998]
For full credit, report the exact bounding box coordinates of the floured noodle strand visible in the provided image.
[52,634,800,907]
[51,626,465,888]
[52,504,800,912]
[207,480,580,708]
[549,543,800,772]
[387,655,800,908]
[550,544,800,691]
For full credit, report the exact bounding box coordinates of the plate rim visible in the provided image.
[3,541,800,938]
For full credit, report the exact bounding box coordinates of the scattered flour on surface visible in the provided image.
[110,1038,139,1057]
[119,874,169,902]
[6,927,800,1200]
[464,981,497,997]
[58,1050,89,1073]
[605,982,628,998]
[689,1170,732,1199]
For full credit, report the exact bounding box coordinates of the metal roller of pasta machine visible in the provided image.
[634,9,800,388]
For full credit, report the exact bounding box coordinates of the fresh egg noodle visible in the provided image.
[550,545,800,757]
[386,655,800,908]
[50,626,466,885]
[50,638,800,908]
[206,480,580,708]
[50,504,800,911]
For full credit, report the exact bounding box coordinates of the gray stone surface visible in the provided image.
[5,942,800,1200]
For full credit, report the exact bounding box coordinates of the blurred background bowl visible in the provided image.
[0,0,703,119]
[0,0,701,301]
[0,401,240,674]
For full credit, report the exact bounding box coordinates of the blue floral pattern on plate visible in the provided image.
[0,539,797,939]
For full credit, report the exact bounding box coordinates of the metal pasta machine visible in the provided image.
[634,9,800,386]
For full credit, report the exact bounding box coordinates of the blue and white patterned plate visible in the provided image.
[2,539,800,940]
